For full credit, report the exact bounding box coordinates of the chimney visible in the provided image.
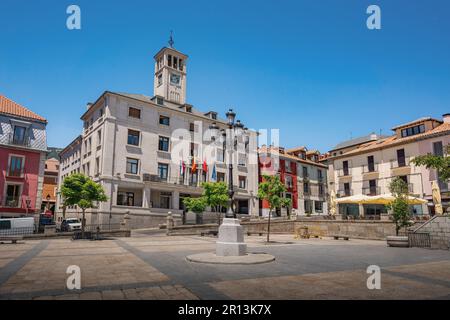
[87,102,93,110]
[443,113,450,124]
[369,133,378,140]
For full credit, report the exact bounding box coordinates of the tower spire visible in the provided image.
[168,30,174,48]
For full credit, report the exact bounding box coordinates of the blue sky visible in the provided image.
[1,0,449,152]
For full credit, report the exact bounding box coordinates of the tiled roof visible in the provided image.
[0,95,47,122]
[330,134,383,151]
[391,117,441,130]
[332,122,450,159]
[258,146,327,168]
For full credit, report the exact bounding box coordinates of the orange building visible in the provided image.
[41,156,60,214]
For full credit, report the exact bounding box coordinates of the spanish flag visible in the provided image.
[202,159,208,173]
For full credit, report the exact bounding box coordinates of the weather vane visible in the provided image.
[168,30,174,48]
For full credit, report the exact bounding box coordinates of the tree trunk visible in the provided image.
[267,209,272,243]
[81,209,86,239]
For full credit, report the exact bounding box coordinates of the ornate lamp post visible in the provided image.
[209,109,248,256]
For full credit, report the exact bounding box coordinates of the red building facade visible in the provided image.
[0,95,47,218]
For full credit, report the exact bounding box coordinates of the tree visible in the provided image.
[410,145,450,182]
[60,174,108,238]
[386,177,413,236]
[200,182,229,224]
[258,174,292,242]
[182,197,207,214]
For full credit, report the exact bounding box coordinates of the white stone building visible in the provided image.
[56,44,259,228]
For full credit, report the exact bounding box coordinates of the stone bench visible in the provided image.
[0,236,24,244]
[246,231,267,236]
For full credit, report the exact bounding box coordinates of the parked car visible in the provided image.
[59,218,82,232]
[0,217,35,236]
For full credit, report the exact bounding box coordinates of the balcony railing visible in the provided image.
[337,168,351,177]
[7,133,31,147]
[337,189,353,197]
[143,174,204,188]
[362,186,381,196]
[362,163,379,173]
[390,157,410,169]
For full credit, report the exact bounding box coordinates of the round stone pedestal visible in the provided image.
[186,252,275,265]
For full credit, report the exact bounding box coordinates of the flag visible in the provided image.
[202,159,208,173]
[182,161,186,175]
[211,163,217,181]
[191,157,197,173]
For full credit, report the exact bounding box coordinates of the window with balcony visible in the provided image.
[159,115,170,126]
[397,149,406,167]
[128,129,140,146]
[304,200,312,214]
[343,161,349,176]
[302,166,308,178]
[126,158,139,174]
[315,201,323,213]
[285,160,291,173]
[12,126,26,145]
[367,155,375,172]
[344,183,351,196]
[217,148,224,162]
[318,169,323,181]
[238,153,246,167]
[303,182,309,194]
[158,163,169,181]
[319,184,324,197]
[158,136,170,152]
[5,184,21,207]
[285,175,293,189]
[8,156,24,177]
[369,179,377,195]
[238,176,246,189]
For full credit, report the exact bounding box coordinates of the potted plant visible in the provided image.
[183,197,207,225]
[386,177,413,247]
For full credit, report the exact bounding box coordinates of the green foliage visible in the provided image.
[200,181,229,210]
[258,174,292,242]
[386,177,412,235]
[258,175,291,211]
[410,145,450,182]
[61,174,108,209]
[60,174,108,237]
[183,197,207,214]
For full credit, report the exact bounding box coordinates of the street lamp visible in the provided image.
[214,109,249,257]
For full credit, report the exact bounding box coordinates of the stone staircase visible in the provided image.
[412,215,450,250]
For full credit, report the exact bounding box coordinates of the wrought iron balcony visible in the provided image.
[362,186,381,196]
[362,163,379,173]
[337,189,353,197]
[7,133,31,147]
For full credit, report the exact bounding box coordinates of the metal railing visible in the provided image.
[390,157,411,169]
[0,226,34,236]
[408,231,431,248]
[337,189,353,197]
[362,186,381,196]
[7,133,31,147]
[337,168,351,177]
[362,163,379,173]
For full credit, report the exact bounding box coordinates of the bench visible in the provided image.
[332,235,349,240]
[200,230,218,237]
[0,236,23,244]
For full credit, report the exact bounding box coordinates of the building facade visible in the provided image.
[41,156,60,215]
[327,114,450,218]
[56,44,259,228]
[0,95,47,218]
[259,145,328,217]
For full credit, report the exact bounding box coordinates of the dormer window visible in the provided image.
[186,106,192,113]
[401,124,425,138]
[12,126,26,145]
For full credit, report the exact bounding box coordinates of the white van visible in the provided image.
[0,217,35,236]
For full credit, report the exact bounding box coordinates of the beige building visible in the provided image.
[56,43,259,228]
[327,115,450,218]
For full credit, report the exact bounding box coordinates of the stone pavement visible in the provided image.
[0,232,449,300]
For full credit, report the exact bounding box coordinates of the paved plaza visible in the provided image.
[0,231,449,300]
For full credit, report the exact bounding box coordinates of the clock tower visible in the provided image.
[153,34,188,105]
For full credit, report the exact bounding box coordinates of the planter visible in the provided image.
[386,235,409,248]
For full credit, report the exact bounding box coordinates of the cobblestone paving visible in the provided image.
[0,233,449,300]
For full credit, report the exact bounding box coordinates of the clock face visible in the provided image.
[170,73,181,86]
